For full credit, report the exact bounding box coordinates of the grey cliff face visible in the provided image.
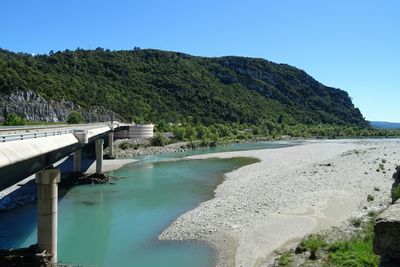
[0,90,120,123]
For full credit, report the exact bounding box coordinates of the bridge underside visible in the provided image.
[0,133,111,191]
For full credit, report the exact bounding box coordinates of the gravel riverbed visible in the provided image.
[159,139,400,267]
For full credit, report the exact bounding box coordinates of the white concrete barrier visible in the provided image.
[0,134,78,169]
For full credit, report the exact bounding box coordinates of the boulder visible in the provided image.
[374,201,400,261]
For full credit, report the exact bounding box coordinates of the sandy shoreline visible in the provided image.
[159,139,400,267]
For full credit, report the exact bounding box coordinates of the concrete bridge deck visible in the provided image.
[0,122,128,190]
[0,121,132,263]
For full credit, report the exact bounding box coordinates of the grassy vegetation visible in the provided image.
[391,185,400,202]
[278,251,294,267]
[376,163,385,172]
[327,219,379,267]
[302,235,326,260]
[280,217,380,267]
[349,217,363,228]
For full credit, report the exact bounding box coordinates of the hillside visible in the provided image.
[0,48,367,126]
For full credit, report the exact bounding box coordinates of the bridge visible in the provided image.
[0,122,130,264]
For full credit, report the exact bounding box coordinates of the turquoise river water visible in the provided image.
[0,141,294,267]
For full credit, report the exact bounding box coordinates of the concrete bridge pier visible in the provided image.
[72,130,88,174]
[95,139,104,174]
[108,132,114,158]
[73,149,82,173]
[35,168,60,264]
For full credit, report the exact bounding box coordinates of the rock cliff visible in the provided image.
[0,90,119,123]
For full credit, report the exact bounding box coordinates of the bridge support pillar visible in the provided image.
[95,139,104,174]
[73,149,82,173]
[35,168,60,264]
[108,132,114,158]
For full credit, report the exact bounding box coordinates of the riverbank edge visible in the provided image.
[159,140,398,267]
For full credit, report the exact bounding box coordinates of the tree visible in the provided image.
[67,111,84,124]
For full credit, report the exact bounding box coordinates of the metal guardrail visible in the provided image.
[0,122,129,143]
[1,130,75,142]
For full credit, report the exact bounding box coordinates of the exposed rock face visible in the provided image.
[374,201,400,261]
[0,90,120,123]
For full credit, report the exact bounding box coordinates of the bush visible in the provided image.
[349,217,362,228]
[300,235,325,260]
[119,141,131,150]
[278,251,293,266]
[328,221,379,267]
[151,133,168,147]
[172,127,186,141]
[367,195,374,202]
[4,113,26,126]
[391,185,400,202]
[67,111,84,124]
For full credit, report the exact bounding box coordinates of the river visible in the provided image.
[0,141,295,267]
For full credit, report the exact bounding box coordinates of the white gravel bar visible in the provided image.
[159,139,400,267]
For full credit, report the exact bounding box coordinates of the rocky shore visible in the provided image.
[159,139,400,267]
[111,138,188,158]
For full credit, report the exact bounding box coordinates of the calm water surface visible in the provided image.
[0,141,294,267]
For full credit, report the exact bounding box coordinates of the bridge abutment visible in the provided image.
[95,139,104,174]
[35,168,60,264]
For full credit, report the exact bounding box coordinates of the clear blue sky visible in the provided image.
[1,0,399,122]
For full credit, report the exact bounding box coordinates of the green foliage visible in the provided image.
[391,185,400,202]
[119,141,131,150]
[367,194,374,202]
[299,235,325,260]
[4,113,26,126]
[67,111,84,124]
[277,251,294,267]
[172,127,186,141]
[150,133,168,147]
[327,220,379,267]
[0,48,369,127]
[349,217,362,228]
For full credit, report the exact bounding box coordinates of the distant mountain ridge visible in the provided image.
[370,121,400,129]
[0,48,367,126]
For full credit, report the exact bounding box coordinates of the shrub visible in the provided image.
[151,133,168,147]
[349,217,362,228]
[327,220,379,267]
[301,235,325,260]
[367,210,377,217]
[391,185,400,202]
[119,141,131,150]
[172,127,186,141]
[278,251,293,266]
[367,195,374,202]
[67,111,84,124]
[4,113,26,126]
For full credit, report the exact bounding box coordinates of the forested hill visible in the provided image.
[0,48,367,126]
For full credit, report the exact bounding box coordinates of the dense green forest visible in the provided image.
[0,48,367,128]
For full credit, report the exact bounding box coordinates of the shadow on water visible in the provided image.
[0,147,98,249]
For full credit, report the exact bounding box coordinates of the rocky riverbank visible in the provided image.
[111,138,189,158]
[159,139,400,267]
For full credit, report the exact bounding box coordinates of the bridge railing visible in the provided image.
[0,122,129,143]
[0,130,75,143]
